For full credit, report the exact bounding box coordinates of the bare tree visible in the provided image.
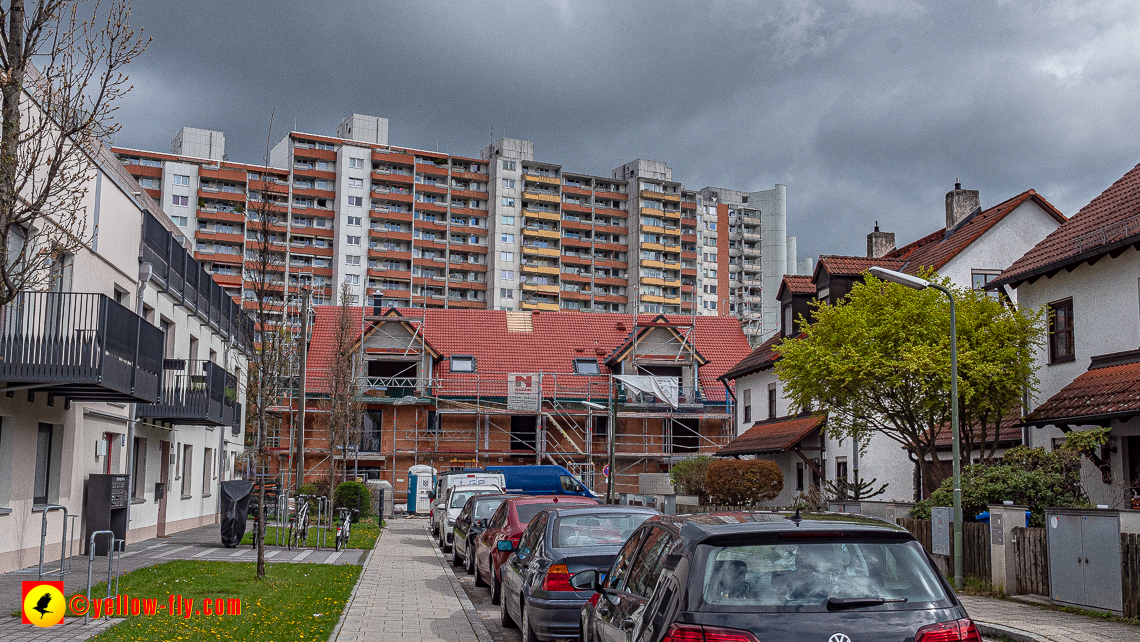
[244,112,292,580]
[0,1,148,303]
[321,282,363,496]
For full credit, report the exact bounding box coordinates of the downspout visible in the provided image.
[220,335,234,496]
[124,262,153,548]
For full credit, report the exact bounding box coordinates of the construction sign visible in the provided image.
[507,373,540,411]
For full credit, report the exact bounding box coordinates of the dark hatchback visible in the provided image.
[574,512,980,642]
[451,493,508,574]
[499,505,659,642]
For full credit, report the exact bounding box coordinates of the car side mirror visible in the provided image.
[496,540,515,552]
[570,569,600,592]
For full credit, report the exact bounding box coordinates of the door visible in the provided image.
[618,527,673,642]
[1081,514,1123,612]
[157,441,170,537]
[595,529,646,642]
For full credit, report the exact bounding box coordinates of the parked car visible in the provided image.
[429,470,505,536]
[499,505,659,641]
[574,512,980,642]
[486,464,598,498]
[474,495,598,604]
[452,493,509,573]
[438,484,503,551]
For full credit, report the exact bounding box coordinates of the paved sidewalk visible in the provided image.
[332,518,493,642]
[962,595,1140,642]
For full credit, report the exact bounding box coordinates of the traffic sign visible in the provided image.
[602,465,610,478]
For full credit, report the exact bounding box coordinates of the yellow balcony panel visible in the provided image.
[522,282,560,294]
[525,191,561,204]
[664,296,682,304]
[641,242,664,252]
[523,209,561,222]
[640,207,665,217]
[664,244,681,252]
[640,223,665,234]
[640,190,681,202]
[523,246,561,258]
[664,279,682,287]
[641,277,664,286]
[662,210,681,220]
[524,173,561,186]
[641,294,666,304]
[640,259,665,269]
[523,227,561,240]
[521,301,560,311]
[521,264,560,275]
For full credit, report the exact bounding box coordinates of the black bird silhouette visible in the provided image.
[32,591,52,619]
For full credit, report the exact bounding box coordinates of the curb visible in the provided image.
[975,621,1054,642]
[326,531,378,642]
[426,523,495,642]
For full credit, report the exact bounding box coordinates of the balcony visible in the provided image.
[524,189,561,204]
[138,359,238,425]
[524,172,560,186]
[0,292,164,403]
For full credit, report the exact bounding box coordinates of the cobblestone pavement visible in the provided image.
[1,521,364,641]
[331,518,494,642]
[962,595,1140,642]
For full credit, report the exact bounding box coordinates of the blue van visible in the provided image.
[485,464,598,498]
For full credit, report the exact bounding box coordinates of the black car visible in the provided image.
[573,512,981,642]
[451,493,508,574]
[498,505,659,642]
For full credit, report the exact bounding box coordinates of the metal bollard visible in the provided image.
[85,531,116,625]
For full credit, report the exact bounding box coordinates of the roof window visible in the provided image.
[574,358,600,375]
[450,355,476,373]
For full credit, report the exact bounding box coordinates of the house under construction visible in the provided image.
[269,307,751,501]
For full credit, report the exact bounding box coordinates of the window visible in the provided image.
[1048,298,1075,363]
[172,174,190,186]
[501,215,515,225]
[345,274,360,285]
[348,177,364,188]
[835,456,848,481]
[502,178,516,188]
[345,255,361,266]
[796,462,804,490]
[768,383,777,419]
[33,423,56,505]
[181,445,193,497]
[783,304,793,337]
[972,270,1001,300]
[347,216,362,226]
[516,513,547,559]
[500,270,515,280]
[574,358,600,375]
[348,196,363,207]
[346,236,361,246]
[348,157,363,169]
[743,389,752,423]
[500,289,514,299]
[450,355,476,373]
[502,160,516,171]
[202,447,214,495]
[502,197,515,207]
[626,527,676,597]
[501,234,515,244]
[605,530,646,592]
[500,252,514,261]
[132,437,147,498]
[171,195,188,207]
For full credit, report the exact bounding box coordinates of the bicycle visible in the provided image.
[289,495,313,550]
[334,508,358,551]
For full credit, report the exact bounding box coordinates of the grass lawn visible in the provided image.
[69,560,361,642]
[240,515,382,549]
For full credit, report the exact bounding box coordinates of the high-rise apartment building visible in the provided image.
[114,114,807,341]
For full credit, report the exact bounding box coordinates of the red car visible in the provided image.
[474,494,597,604]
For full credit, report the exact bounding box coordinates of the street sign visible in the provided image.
[602,465,610,478]
[507,373,540,411]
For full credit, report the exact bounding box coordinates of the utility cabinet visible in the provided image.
[86,473,130,556]
[1046,508,1140,614]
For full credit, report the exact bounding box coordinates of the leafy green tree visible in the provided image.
[669,455,713,503]
[774,273,1043,495]
[706,459,783,506]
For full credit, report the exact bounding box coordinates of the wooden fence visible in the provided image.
[1123,532,1140,618]
[896,518,991,582]
[1012,527,1049,596]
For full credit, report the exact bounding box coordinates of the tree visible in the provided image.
[0,1,148,303]
[668,455,712,503]
[774,273,1044,496]
[706,459,783,506]
[321,282,363,492]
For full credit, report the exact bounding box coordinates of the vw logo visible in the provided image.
[828,635,851,642]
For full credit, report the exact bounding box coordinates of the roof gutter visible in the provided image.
[1021,409,1138,428]
[987,232,1140,291]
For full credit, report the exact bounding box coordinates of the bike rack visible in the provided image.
[84,531,120,625]
[11,505,71,580]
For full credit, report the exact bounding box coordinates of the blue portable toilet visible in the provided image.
[407,465,437,514]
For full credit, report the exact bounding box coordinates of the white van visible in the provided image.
[429,471,505,536]
[437,484,504,551]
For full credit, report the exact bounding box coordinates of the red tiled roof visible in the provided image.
[814,255,906,280]
[306,308,751,402]
[996,163,1140,288]
[932,412,1023,447]
[888,190,1066,276]
[719,333,784,381]
[1024,349,1140,425]
[777,274,815,298]
[717,414,826,455]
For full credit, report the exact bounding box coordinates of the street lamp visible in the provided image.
[869,266,964,591]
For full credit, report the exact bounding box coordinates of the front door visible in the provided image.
[157,441,170,537]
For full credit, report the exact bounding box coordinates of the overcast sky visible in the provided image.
[112,0,1140,261]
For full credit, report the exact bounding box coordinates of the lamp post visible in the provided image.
[869,266,963,591]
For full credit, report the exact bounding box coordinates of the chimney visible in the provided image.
[945,179,980,233]
[867,221,896,258]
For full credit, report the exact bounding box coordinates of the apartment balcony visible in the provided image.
[521,264,560,276]
[522,245,560,258]
[524,190,561,204]
[523,208,560,223]
[521,282,560,295]
[138,359,237,426]
[740,214,763,227]
[524,172,560,186]
[742,262,762,273]
[0,292,164,403]
[523,227,560,240]
[521,300,560,312]
[741,231,762,242]
[639,190,681,203]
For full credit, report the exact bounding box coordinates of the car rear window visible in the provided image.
[450,489,497,508]
[554,513,652,548]
[699,540,948,611]
[515,503,560,524]
[473,498,505,519]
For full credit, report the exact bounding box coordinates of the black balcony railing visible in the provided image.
[0,292,164,402]
[138,359,239,425]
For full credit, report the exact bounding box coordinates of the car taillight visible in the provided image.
[915,619,981,642]
[542,564,574,591]
[661,624,759,642]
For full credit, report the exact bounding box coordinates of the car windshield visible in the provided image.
[473,498,505,520]
[699,540,948,611]
[554,513,652,547]
[515,503,561,524]
[450,489,497,508]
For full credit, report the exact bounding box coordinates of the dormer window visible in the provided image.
[783,304,793,337]
[450,355,476,373]
[574,358,600,375]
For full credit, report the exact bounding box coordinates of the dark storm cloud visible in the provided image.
[113,0,1140,259]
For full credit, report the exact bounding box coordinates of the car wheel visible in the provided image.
[498,584,514,627]
[465,542,476,575]
[579,610,590,642]
[474,555,487,587]
[521,600,537,642]
[490,573,502,605]
[452,543,463,567]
